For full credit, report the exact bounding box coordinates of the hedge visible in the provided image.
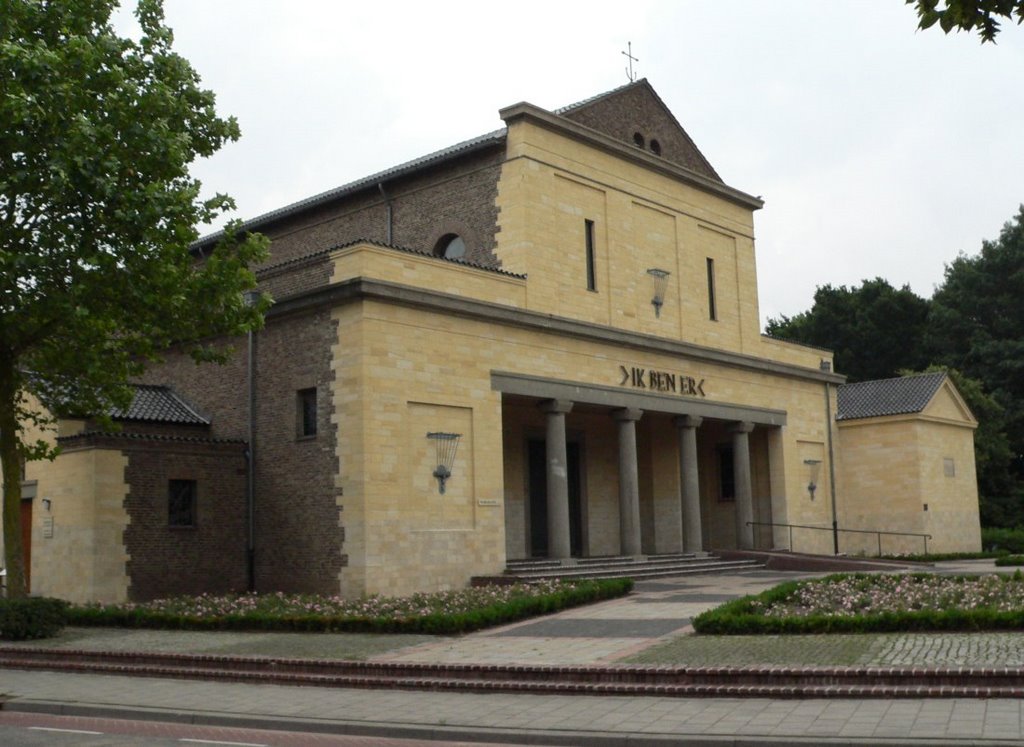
[66,578,633,635]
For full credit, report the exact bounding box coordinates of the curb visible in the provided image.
[2,698,1011,747]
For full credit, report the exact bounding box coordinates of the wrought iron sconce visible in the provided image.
[427,432,462,494]
[804,459,822,500]
[646,268,670,317]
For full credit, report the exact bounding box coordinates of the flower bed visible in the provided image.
[67,578,632,635]
[693,572,1024,634]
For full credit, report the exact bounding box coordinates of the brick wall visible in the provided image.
[560,81,721,181]
[121,437,247,601]
[255,147,505,270]
[249,306,342,593]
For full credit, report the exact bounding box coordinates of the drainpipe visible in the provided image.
[377,182,393,244]
[244,290,261,591]
[821,360,839,555]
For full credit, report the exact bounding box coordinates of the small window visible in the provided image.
[943,458,956,477]
[584,219,597,291]
[434,233,466,259]
[633,131,645,148]
[650,139,662,155]
[706,257,717,321]
[298,388,317,438]
[718,446,735,502]
[169,479,197,527]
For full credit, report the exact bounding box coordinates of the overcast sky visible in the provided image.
[114,1,1024,327]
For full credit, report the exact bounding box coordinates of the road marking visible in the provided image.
[180,740,268,747]
[29,726,104,735]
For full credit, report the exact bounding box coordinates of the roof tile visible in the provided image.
[836,372,946,421]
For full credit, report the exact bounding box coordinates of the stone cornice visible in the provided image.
[499,102,764,211]
[269,278,845,386]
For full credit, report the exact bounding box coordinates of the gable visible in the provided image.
[558,79,721,182]
[922,379,978,426]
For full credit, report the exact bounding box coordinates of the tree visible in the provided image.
[765,278,931,382]
[1,0,269,597]
[927,207,1024,504]
[907,0,1024,42]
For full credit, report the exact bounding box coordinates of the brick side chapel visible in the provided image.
[10,80,982,603]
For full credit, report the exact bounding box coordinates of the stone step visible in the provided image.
[494,554,766,583]
[1,649,1021,698]
[499,559,764,582]
[506,553,697,570]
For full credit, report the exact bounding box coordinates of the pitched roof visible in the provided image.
[836,372,947,421]
[193,129,506,251]
[193,80,728,251]
[110,385,209,425]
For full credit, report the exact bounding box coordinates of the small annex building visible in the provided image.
[6,80,982,603]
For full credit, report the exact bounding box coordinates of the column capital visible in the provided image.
[674,415,703,429]
[539,399,574,415]
[611,407,643,423]
[730,420,755,434]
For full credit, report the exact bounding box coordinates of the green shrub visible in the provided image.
[0,597,69,640]
[66,578,633,634]
[881,551,1003,562]
[995,555,1024,566]
[983,526,1024,554]
[693,573,1024,635]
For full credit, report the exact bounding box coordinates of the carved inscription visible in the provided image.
[618,365,706,397]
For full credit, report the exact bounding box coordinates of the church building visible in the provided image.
[11,80,982,602]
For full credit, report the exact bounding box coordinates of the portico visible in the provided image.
[494,372,787,559]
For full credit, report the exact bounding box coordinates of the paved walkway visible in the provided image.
[3,560,1024,745]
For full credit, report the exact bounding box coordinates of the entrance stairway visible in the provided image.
[477,552,764,584]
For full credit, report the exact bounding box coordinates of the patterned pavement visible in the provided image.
[3,560,1024,744]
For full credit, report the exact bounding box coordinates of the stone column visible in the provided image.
[674,415,703,553]
[612,408,643,556]
[540,399,573,559]
[731,421,755,550]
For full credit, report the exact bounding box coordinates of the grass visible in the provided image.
[693,572,1024,635]
[66,578,633,635]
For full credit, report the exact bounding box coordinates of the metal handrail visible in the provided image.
[747,520,932,557]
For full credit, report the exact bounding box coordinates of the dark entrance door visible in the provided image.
[527,439,582,557]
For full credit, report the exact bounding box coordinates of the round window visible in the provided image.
[435,234,466,259]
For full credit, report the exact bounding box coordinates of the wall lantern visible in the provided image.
[427,432,462,494]
[646,268,670,317]
[804,459,822,500]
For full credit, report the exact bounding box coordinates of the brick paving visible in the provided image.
[3,560,1024,744]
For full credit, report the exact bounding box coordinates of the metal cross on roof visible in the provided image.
[622,42,639,82]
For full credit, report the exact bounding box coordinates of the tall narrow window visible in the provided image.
[706,257,717,321]
[298,388,317,438]
[584,219,597,291]
[168,479,197,527]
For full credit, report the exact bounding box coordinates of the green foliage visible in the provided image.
[926,207,1024,525]
[982,526,1024,553]
[765,278,931,383]
[694,573,1024,634]
[65,579,634,635]
[995,554,1024,566]
[0,597,69,640]
[907,0,1024,42]
[768,207,1024,528]
[881,551,1003,561]
[0,0,269,597]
